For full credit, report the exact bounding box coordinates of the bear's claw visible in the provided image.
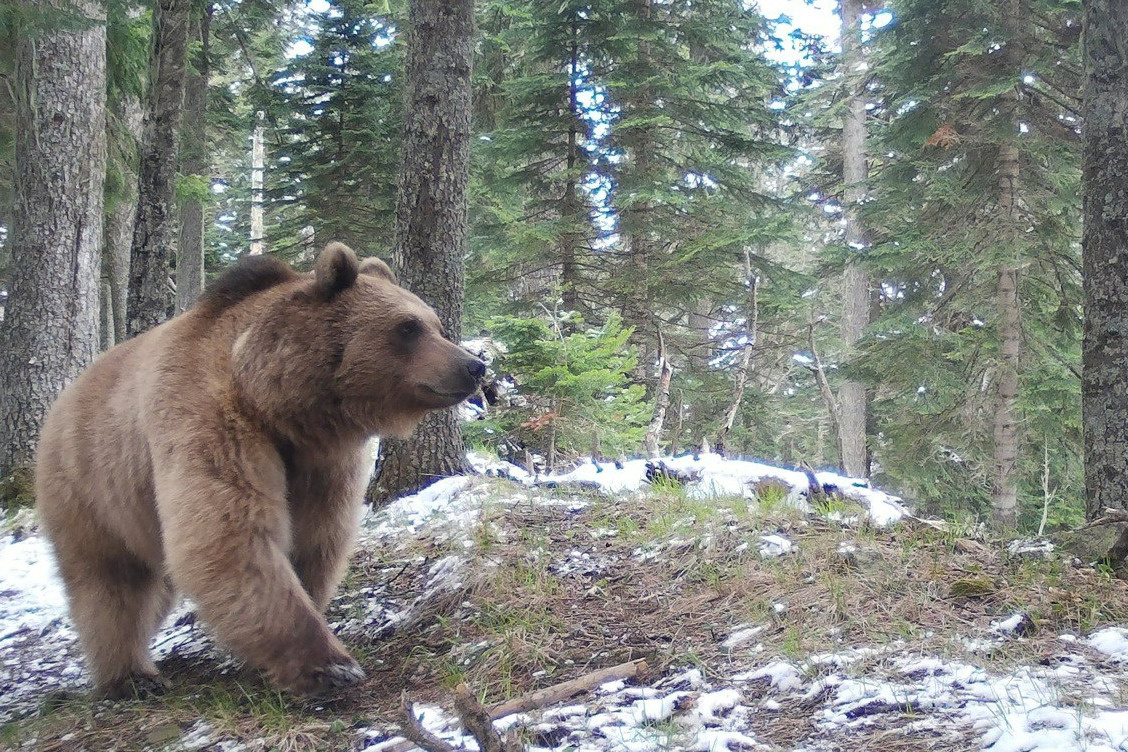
[313,659,366,691]
[97,672,171,701]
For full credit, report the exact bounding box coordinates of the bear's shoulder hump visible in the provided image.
[198,255,300,314]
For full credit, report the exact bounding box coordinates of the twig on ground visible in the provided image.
[454,684,523,752]
[388,659,649,752]
[398,693,460,752]
[486,659,649,718]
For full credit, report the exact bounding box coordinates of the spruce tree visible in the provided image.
[858,0,1082,524]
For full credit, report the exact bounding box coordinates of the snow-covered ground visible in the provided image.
[3,454,1128,752]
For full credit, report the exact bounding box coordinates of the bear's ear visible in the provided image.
[314,242,360,297]
[358,256,397,284]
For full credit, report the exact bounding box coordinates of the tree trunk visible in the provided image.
[720,253,758,446]
[100,281,114,350]
[1082,0,1128,520]
[0,0,107,478]
[249,110,265,256]
[620,0,657,381]
[837,0,870,478]
[644,331,673,458]
[991,0,1024,530]
[105,94,143,343]
[559,21,582,314]
[176,3,211,312]
[373,0,475,501]
[127,0,191,336]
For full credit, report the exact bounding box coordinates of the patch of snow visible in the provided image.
[694,688,742,720]
[991,612,1030,636]
[0,534,69,632]
[741,661,804,693]
[758,534,793,558]
[1007,539,1056,558]
[542,452,909,527]
[1087,627,1128,660]
[721,625,765,652]
[366,476,474,538]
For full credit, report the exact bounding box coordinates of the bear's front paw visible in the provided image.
[96,672,171,701]
[312,658,366,692]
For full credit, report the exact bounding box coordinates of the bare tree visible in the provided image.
[0,0,107,479]
[127,0,191,336]
[373,0,475,500]
[1082,0,1128,520]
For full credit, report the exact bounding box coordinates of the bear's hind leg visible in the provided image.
[56,546,171,699]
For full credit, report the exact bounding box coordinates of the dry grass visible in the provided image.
[6,478,1128,750]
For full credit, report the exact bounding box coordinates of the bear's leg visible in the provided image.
[288,454,367,611]
[290,520,356,613]
[159,472,364,695]
[54,544,170,699]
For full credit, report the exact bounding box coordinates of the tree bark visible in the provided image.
[559,20,582,314]
[105,93,144,342]
[249,110,265,256]
[127,0,191,336]
[1082,0,1128,520]
[720,252,758,447]
[176,3,211,312]
[991,0,1024,530]
[373,0,474,501]
[644,330,673,458]
[837,0,870,478]
[0,0,107,478]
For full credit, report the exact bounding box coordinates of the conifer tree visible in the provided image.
[859,0,1082,524]
[268,0,403,255]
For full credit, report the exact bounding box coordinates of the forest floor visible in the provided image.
[4,454,1128,752]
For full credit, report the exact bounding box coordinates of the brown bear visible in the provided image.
[35,243,484,699]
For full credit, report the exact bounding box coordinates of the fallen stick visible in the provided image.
[398,693,459,752]
[454,684,522,752]
[485,658,649,718]
[385,658,649,752]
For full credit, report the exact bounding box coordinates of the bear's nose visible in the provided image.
[466,357,486,381]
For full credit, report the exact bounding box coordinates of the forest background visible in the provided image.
[0,0,1105,532]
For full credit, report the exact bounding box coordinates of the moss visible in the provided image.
[0,466,35,510]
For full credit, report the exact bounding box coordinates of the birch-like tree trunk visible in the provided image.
[176,3,211,312]
[249,110,265,256]
[1081,0,1128,520]
[105,94,143,342]
[837,0,870,478]
[127,0,191,336]
[644,332,673,458]
[373,0,475,500]
[0,0,107,478]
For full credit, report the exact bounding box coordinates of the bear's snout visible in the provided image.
[466,356,486,382]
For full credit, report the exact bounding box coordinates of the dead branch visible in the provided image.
[1082,508,1128,528]
[486,659,649,718]
[806,317,842,452]
[399,693,460,752]
[644,329,674,459]
[387,660,649,752]
[454,684,523,752]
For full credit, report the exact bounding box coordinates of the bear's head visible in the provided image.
[231,243,485,442]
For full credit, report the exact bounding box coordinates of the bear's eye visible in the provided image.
[397,319,423,340]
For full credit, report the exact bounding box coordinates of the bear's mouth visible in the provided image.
[420,383,477,405]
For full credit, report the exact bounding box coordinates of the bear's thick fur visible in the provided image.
[35,243,484,698]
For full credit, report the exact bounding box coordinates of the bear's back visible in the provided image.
[197,255,300,315]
